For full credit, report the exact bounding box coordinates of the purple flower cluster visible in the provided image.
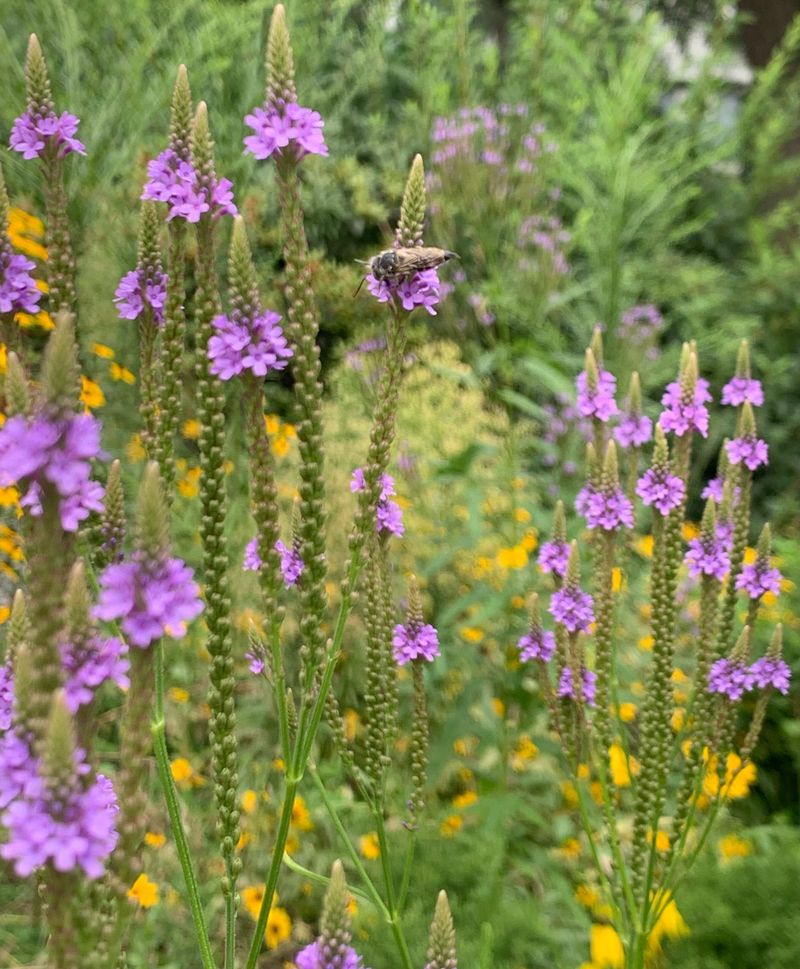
[243,537,304,588]
[708,658,754,701]
[517,628,556,663]
[557,667,597,707]
[243,101,328,160]
[701,477,725,502]
[735,560,782,599]
[659,378,711,437]
[208,309,292,380]
[94,554,203,647]
[114,268,168,324]
[0,411,105,532]
[576,484,634,531]
[392,622,440,666]
[0,248,41,314]
[636,467,685,516]
[576,369,618,422]
[538,539,570,577]
[726,436,768,472]
[517,215,570,275]
[141,149,237,223]
[721,376,763,407]
[750,656,791,694]
[0,741,118,879]
[350,468,404,537]
[614,412,653,449]
[367,268,442,316]
[685,535,730,581]
[295,941,366,969]
[619,304,663,359]
[9,110,85,160]
[0,665,13,732]
[549,585,594,634]
[61,636,130,714]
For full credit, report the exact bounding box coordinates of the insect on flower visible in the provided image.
[354,246,458,295]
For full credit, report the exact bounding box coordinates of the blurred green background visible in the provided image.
[1,1,800,967]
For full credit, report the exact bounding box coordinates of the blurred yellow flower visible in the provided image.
[719,833,751,862]
[635,534,654,558]
[15,310,54,330]
[0,605,10,625]
[344,708,360,743]
[80,376,105,409]
[590,924,624,968]
[460,626,484,643]
[562,781,578,807]
[92,342,115,360]
[177,466,201,499]
[144,831,166,848]
[168,687,189,703]
[618,702,637,723]
[608,743,638,787]
[0,343,6,375]
[682,522,700,541]
[647,829,670,853]
[513,507,531,523]
[182,418,201,439]
[647,893,689,954]
[359,832,380,860]
[291,795,314,831]
[241,789,258,815]
[110,362,136,384]
[611,567,623,593]
[511,734,539,772]
[520,529,538,552]
[638,635,654,652]
[265,906,292,949]
[557,837,581,860]
[701,753,756,805]
[575,884,599,909]
[452,790,478,809]
[170,757,203,788]
[242,885,266,919]
[128,873,159,908]
[496,544,528,569]
[440,815,463,837]
[491,697,505,718]
[126,434,146,462]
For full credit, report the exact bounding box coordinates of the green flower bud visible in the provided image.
[64,560,92,643]
[552,500,566,545]
[425,890,458,969]
[135,462,170,562]
[589,326,604,369]
[395,153,426,248]
[266,4,298,105]
[627,371,642,416]
[5,351,30,416]
[735,339,751,380]
[699,498,717,544]
[565,541,582,588]
[98,459,126,567]
[24,34,54,118]
[11,642,35,732]
[40,312,80,413]
[169,64,194,161]
[42,690,77,795]
[7,589,30,663]
[766,623,783,662]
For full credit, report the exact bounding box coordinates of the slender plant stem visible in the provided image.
[283,854,376,907]
[397,830,417,911]
[151,640,216,969]
[374,814,415,969]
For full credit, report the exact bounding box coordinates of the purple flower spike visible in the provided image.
[114,268,168,324]
[61,636,130,713]
[94,555,203,648]
[685,536,730,581]
[208,309,292,380]
[517,628,556,663]
[636,467,685,516]
[392,622,440,665]
[367,268,442,316]
[576,484,634,531]
[701,477,725,502]
[659,378,711,437]
[614,413,653,449]
[708,658,755,701]
[749,656,791,694]
[726,437,768,472]
[275,539,304,587]
[351,468,404,537]
[10,110,86,160]
[722,377,763,407]
[295,941,366,969]
[243,101,329,161]
[576,369,618,422]
[141,148,237,223]
[735,560,782,599]
[557,667,597,707]
[549,586,594,634]
[0,665,13,732]
[0,249,42,314]
[538,539,570,577]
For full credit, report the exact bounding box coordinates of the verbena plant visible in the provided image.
[0,7,792,969]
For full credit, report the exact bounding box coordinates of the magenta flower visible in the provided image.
[243,101,329,160]
[685,536,730,581]
[576,484,634,531]
[725,436,768,472]
[141,148,237,222]
[61,636,130,714]
[114,268,168,324]
[392,622,440,666]
[636,467,685,516]
[614,413,652,449]
[557,667,597,707]
[538,539,570,577]
[576,369,618,422]
[10,110,85,160]
[94,555,203,647]
[208,309,292,380]
[749,656,791,694]
[351,468,404,537]
[0,665,13,732]
[517,628,556,663]
[721,377,763,407]
[0,729,40,809]
[0,411,105,532]
[295,941,365,969]
[1,763,118,879]
[549,586,594,634]
[735,560,782,599]
[367,268,442,316]
[243,538,261,572]
[701,477,724,502]
[659,378,711,437]
[244,538,305,588]
[708,658,755,701]
[0,249,41,314]
[245,650,266,676]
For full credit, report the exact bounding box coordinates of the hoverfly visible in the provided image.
[354,246,458,295]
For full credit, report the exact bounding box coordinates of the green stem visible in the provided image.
[283,854,376,908]
[151,641,216,969]
[397,829,417,911]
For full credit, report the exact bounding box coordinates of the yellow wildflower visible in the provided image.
[520,529,538,552]
[182,418,201,439]
[671,708,685,732]
[635,534,654,558]
[241,790,258,815]
[168,687,189,703]
[170,757,203,788]
[177,466,201,498]
[491,697,505,718]
[562,781,578,808]
[452,790,478,809]
[590,924,624,968]
[611,567,623,593]
[496,544,528,569]
[344,708,360,743]
[618,702,637,723]
[0,605,10,625]
[144,831,166,848]
[265,906,292,949]
[80,376,105,409]
[126,434,146,462]
[440,815,463,837]
[647,829,670,853]
[575,884,599,910]
[719,833,751,862]
[242,885,266,919]
[92,342,115,360]
[511,734,539,772]
[514,507,531,523]
[638,635,654,652]
[647,893,689,955]
[236,831,252,852]
[128,873,159,908]
[359,832,380,860]
[15,310,54,330]
[681,522,700,541]
[110,362,136,384]
[0,343,6,375]
[291,794,314,831]
[557,838,581,860]
[460,626,484,643]
[608,743,638,787]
